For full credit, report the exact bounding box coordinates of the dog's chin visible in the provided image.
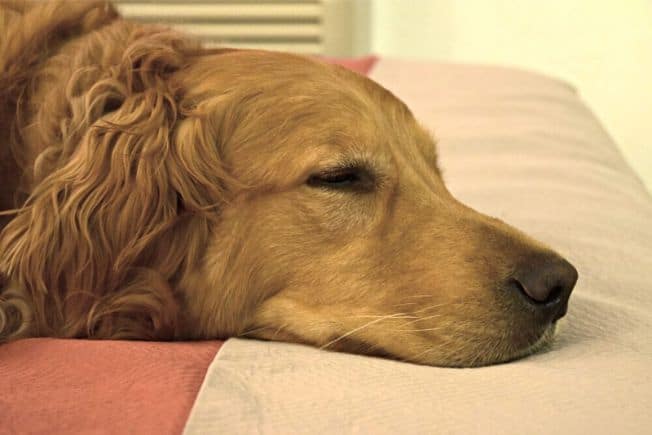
[243,322,558,368]
[468,323,558,368]
[508,322,557,361]
[413,323,558,368]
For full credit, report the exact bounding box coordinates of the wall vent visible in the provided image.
[114,0,369,56]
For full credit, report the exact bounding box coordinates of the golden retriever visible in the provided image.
[0,0,578,367]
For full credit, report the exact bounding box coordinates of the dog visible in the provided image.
[0,0,578,367]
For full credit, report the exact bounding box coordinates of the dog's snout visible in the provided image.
[512,255,578,319]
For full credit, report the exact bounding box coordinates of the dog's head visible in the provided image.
[172,51,577,366]
[0,18,576,366]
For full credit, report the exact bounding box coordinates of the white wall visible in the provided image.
[370,0,652,191]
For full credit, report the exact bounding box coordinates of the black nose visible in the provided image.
[512,255,578,320]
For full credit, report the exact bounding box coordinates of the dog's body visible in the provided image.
[0,1,577,367]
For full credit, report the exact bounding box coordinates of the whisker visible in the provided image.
[397,327,444,332]
[354,314,418,319]
[320,313,405,350]
[398,313,443,327]
[237,326,270,337]
[412,302,449,314]
[272,323,288,340]
[409,347,437,363]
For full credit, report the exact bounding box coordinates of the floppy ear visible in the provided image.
[0,27,229,342]
[0,0,118,230]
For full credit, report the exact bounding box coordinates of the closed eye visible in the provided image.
[307,166,374,192]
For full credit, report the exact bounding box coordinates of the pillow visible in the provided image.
[323,55,378,75]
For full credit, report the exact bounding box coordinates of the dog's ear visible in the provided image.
[0,1,118,106]
[0,270,33,343]
[0,1,118,230]
[0,27,229,341]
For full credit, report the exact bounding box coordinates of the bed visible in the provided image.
[1,57,651,435]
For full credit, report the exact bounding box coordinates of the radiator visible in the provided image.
[114,0,369,56]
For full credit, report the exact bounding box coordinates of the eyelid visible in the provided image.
[307,162,376,192]
[313,164,364,178]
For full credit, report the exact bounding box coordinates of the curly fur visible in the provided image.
[0,1,224,340]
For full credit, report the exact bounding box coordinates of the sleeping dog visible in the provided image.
[0,0,577,367]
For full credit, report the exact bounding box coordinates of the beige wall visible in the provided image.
[370,0,652,190]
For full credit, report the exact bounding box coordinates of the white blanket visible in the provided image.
[184,59,652,435]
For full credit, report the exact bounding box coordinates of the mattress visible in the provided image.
[2,58,651,435]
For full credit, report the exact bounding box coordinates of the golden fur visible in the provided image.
[0,1,575,366]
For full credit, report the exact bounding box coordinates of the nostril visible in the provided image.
[512,277,560,306]
[546,285,564,304]
[512,275,558,305]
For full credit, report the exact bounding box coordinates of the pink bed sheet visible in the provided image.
[0,339,221,434]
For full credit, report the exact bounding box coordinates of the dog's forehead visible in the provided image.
[284,64,431,160]
[188,50,437,177]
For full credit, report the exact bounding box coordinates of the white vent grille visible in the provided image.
[114,0,369,56]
